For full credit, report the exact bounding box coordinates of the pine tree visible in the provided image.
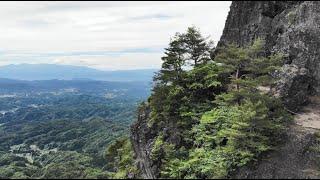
[154,33,186,85]
[110,27,291,180]
[181,26,214,67]
[154,27,214,85]
[214,39,284,105]
[158,39,289,179]
[150,27,219,127]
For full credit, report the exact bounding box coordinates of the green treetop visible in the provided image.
[214,39,284,105]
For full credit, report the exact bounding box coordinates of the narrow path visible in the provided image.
[234,96,320,179]
[295,96,320,129]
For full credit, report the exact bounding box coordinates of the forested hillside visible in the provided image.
[0,80,150,179]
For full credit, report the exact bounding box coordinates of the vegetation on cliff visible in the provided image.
[105,137,138,179]
[110,26,292,179]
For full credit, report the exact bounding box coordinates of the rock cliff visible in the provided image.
[218,1,320,111]
[218,1,320,178]
[130,104,158,179]
[131,1,320,179]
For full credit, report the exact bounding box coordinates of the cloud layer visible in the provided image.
[0,1,231,70]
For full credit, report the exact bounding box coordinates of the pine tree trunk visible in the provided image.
[236,68,240,105]
[236,68,240,91]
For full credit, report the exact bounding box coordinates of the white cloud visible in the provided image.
[0,1,231,70]
[53,53,163,70]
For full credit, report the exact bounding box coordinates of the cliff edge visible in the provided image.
[218,1,320,111]
[131,1,320,179]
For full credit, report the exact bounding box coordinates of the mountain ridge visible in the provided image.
[0,64,158,82]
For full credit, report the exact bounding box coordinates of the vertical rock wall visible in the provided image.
[218,1,320,111]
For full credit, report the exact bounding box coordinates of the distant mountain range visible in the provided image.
[0,78,152,99]
[0,64,158,82]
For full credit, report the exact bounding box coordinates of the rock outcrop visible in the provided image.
[218,1,320,111]
[130,104,159,179]
[220,1,320,178]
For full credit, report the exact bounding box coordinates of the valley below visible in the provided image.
[0,79,151,179]
[1,1,320,179]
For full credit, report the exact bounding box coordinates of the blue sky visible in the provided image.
[0,1,231,70]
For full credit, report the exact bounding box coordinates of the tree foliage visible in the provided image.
[0,92,143,179]
[105,137,138,179]
[137,27,291,179]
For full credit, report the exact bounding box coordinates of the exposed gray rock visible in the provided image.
[219,1,320,111]
[220,1,320,178]
[130,103,182,179]
[130,104,158,179]
[277,64,311,111]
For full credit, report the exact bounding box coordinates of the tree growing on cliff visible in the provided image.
[154,33,186,85]
[154,26,214,85]
[155,38,290,179]
[214,39,284,106]
[181,26,214,67]
[105,137,138,179]
[150,26,219,128]
[117,27,291,179]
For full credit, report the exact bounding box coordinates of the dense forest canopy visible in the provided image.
[0,80,150,179]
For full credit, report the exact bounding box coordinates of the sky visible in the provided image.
[0,1,231,71]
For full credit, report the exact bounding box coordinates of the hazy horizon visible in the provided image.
[0,63,158,81]
[0,1,231,71]
[0,63,159,72]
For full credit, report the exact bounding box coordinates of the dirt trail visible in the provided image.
[295,96,320,129]
[234,96,320,179]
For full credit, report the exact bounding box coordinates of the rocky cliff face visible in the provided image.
[130,104,159,179]
[131,1,320,179]
[218,1,320,111]
[220,1,320,178]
